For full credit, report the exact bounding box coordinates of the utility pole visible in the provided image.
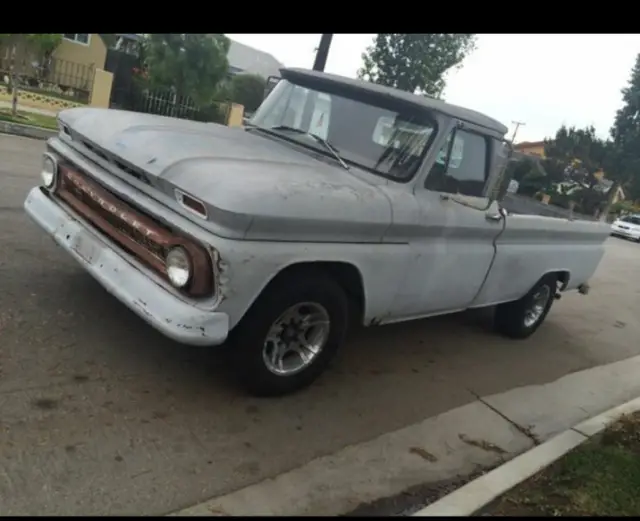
[313,34,333,72]
[511,121,526,143]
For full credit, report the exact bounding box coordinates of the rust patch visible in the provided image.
[458,433,507,455]
[56,165,213,296]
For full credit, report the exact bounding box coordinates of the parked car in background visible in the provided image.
[611,214,640,242]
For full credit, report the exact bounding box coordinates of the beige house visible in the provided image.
[514,140,546,158]
[54,34,107,71]
[0,34,112,112]
[0,34,107,93]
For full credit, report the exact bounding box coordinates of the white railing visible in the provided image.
[139,89,199,119]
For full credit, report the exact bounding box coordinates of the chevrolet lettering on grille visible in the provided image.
[65,169,156,239]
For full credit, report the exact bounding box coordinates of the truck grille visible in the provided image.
[55,164,213,297]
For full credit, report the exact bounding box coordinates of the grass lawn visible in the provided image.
[0,109,58,130]
[478,411,640,516]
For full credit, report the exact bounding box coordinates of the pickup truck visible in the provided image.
[24,67,611,396]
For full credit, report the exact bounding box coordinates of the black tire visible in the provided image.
[229,267,350,397]
[494,274,558,339]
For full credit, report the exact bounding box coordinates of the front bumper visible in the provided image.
[24,187,229,346]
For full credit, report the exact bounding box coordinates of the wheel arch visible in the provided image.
[539,269,570,291]
[235,260,367,329]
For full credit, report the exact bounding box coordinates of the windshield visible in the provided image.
[621,215,640,225]
[250,79,438,181]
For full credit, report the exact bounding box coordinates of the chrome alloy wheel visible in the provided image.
[262,302,331,376]
[523,284,552,328]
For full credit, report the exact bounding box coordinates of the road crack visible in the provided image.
[466,387,541,445]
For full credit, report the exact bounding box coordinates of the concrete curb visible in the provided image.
[412,394,640,517]
[1,120,56,140]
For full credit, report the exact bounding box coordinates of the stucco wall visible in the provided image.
[53,34,107,70]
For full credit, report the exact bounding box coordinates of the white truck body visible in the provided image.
[23,68,611,395]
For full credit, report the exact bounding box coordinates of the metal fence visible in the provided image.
[138,89,199,119]
[0,56,94,104]
[134,89,229,124]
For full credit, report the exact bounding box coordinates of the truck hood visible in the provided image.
[60,108,392,242]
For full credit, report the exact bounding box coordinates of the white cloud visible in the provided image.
[227,34,640,143]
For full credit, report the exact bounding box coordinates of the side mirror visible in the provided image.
[495,171,512,202]
[263,76,281,100]
[489,140,515,203]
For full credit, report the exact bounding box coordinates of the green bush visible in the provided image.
[192,102,228,124]
[229,74,266,113]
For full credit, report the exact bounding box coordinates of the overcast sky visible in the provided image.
[227,34,640,144]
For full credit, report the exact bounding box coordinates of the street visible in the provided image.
[2,133,640,515]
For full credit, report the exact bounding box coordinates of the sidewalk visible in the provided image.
[415,396,640,516]
[0,100,57,117]
[172,353,640,516]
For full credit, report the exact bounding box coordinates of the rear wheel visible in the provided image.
[494,274,558,339]
[229,268,349,397]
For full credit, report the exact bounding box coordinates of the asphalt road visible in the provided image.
[2,133,640,515]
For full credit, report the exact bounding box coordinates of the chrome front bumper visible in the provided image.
[24,187,229,346]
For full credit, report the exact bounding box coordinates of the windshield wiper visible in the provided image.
[268,125,350,171]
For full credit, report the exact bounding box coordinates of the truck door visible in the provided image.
[397,122,506,317]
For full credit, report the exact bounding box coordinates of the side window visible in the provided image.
[425,128,489,197]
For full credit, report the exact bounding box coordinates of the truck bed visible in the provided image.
[501,193,597,221]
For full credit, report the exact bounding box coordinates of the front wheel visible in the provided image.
[494,274,558,339]
[229,268,349,397]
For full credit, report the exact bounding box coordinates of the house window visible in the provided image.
[64,34,90,45]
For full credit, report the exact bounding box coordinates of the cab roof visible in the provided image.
[280,68,509,136]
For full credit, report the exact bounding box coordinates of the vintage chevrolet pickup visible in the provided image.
[24,68,611,396]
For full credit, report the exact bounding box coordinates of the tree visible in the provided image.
[542,125,609,215]
[602,53,640,219]
[0,33,62,116]
[544,125,608,188]
[229,73,266,113]
[505,157,537,183]
[357,34,476,97]
[143,34,230,108]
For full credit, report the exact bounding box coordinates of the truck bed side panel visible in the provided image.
[471,214,610,307]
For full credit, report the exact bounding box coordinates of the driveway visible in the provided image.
[1,133,639,515]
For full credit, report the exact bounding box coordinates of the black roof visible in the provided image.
[280,68,508,136]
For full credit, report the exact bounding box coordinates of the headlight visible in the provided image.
[166,247,192,288]
[41,153,57,188]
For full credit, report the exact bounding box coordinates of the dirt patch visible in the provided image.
[343,462,502,516]
[477,411,640,516]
